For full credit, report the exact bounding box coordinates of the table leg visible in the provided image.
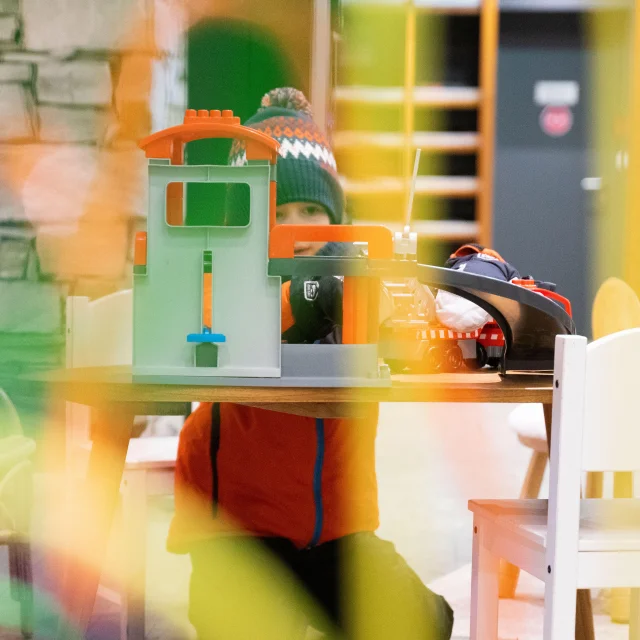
[543,403,595,640]
[57,407,133,639]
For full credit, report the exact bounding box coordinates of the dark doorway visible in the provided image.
[185,19,299,225]
[492,12,591,335]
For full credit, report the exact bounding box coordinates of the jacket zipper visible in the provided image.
[308,418,325,547]
[210,403,221,517]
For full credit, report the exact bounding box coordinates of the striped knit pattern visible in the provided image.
[229,116,338,173]
[226,90,344,225]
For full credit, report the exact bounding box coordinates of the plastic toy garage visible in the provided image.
[133,109,575,387]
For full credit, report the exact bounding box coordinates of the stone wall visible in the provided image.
[0,0,185,302]
[0,0,319,305]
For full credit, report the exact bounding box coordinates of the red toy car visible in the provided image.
[380,277,573,373]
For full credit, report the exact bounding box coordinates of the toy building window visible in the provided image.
[166,182,250,227]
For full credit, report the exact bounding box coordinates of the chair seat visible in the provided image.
[507,404,547,452]
[469,498,640,552]
[0,436,36,473]
[79,436,178,471]
[124,436,179,470]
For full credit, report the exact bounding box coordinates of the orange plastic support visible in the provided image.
[269,180,277,230]
[342,277,369,344]
[513,279,573,316]
[532,288,573,317]
[354,278,369,343]
[343,277,356,344]
[269,225,394,259]
[512,278,537,289]
[166,141,185,226]
[367,277,381,343]
[134,232,147,266]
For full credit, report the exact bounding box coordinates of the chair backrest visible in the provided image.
[592,277,640,339]
[65,290,133,466]
[0,391,33,535]
[66,289,133,368]
[582,328,640,472]
[0,388,23,439]
[547,332,640,585]
[551,331,640,475]
[586,278,640,471]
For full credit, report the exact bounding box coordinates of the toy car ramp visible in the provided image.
[416,265,576,374]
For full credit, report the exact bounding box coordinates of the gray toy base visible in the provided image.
[133,344,391,387]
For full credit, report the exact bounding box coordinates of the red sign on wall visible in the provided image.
[539,105,573,137]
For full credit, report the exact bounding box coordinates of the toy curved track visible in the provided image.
[416,265,576,374]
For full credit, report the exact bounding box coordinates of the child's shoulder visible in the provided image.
[181,403,215,439]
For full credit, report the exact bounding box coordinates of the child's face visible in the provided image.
[276,201,331,256]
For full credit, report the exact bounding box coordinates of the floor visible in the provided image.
[0,402,632,638]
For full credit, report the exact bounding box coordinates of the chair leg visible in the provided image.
[470,518,499,640]
[9,541,34,639]
[609,472,634,625]
[629,589,640,640]
[499,450,547,599]
[543,561,578,640]
[121,470,148,640]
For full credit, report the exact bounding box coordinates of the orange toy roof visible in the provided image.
[139,109,279,164]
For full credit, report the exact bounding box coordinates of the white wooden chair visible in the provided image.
[501,276,640,608]
[0,389,36,639]
[65,290,181,639]
[469,331,640,639]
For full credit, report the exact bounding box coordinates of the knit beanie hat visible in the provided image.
[226,88,344,225]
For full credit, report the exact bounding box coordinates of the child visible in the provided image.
[167,88,454,640]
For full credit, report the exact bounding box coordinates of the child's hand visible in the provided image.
[281,242,364,343]
[285,275,343,343]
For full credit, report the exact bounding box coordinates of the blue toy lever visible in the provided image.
[187,333,226,343]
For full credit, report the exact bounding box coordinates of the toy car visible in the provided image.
[379,276,572,373]
[378,278,479,373]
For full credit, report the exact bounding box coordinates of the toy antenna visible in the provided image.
[404,147,421,233]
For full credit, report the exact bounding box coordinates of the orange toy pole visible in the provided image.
[343,277,355,345]
[343,277,370,345]
[354,278,369,344]
[203,251,212,332]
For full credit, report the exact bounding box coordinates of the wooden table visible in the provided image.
[39,366,594,640]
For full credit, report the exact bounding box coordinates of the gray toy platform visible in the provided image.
[133,344,391,387]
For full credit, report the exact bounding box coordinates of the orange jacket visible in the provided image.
[167,402,380,553]
[168,278,380,553]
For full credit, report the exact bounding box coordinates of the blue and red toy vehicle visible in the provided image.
[379,276,572,373]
